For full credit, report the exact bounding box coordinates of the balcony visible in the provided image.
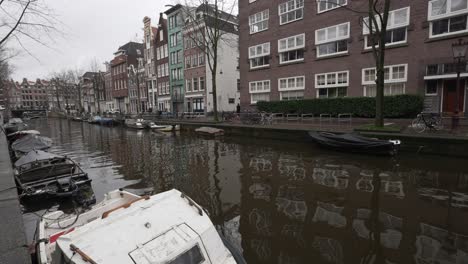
[426,62,468,76]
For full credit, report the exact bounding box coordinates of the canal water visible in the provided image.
[22,118,468,264]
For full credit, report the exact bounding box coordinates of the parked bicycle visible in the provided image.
[411,112,443,133]
[239,112,273,125]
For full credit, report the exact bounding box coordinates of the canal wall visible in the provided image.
[0,133,31,264]
[156,120,468,158]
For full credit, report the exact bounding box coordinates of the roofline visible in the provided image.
[164,4,182,15]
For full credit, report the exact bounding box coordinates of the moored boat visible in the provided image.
[98,117,114,126]
[308,131,401,156]
[14,150,91,198]
[159,124,180,132]
[87,116,101,124]
[125,118,145,129]
[3,118,28,134]
[6,130,40,143]
[11,134,53,159]
[195,126,225,137]
[35,189,244,264]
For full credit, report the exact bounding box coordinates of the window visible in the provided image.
[229,98,235,104]
[170,34,176,47]
[426,80,438,95]
[278,76,305,100]
[249,10,269,34]
[315,71,349,98]
[249,42,270,69]
[177,50,182,64]
[278,33,305,64]
[429,0,468,37]
[186,57,191,68]
[186,79,192,92]
[193,78,199,91]
[160,30,164,41]
[362,64,407,97]
[315,22,349,57]
[200,77,205,90]
[279,0,304,25]
[192,54,198,67]
[317,0,347,13]
[363,7,410,48]
[249,80,271,104]
[176,32,182,46]
[170,52,176,65]
[168,245,205,264]
[198,53,205,65]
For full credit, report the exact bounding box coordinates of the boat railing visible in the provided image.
[180,192,204,216]
[101,195,150,219]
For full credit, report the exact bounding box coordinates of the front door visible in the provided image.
[443,79,465,113]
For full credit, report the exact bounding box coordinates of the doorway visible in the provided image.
[443,79,465,113]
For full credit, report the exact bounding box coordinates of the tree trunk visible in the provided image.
[55,87,61,111]
[211,66,218,122]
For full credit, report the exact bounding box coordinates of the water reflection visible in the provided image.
[24,118,468,264]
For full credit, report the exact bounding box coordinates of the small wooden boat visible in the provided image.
[195,126,225,137]
[14,150,91,198]
[6,130,40,143]
[35,189,244,264]
[142,120,161,129]
[159,124,180,132]
[308,131,401,156]
[3,118,28,134]
[124,118,145,129]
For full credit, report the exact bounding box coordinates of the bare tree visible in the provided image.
[50,69,82,114]
[317,0,391,127]
[178,0,238,122]
[1,0,59,58]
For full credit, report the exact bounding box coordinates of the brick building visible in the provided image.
[143,17,158,111]
[239,0,468,115]
[155,13,170,112]
[110,42,144,113]
[0,80,22,110]
[19,78,48,110]
[104,62,114,112]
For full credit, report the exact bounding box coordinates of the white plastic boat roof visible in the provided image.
[56,189,235,264]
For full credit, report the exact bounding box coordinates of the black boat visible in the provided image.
[14,150,91,198]
[308,131,401,156]
[3,118,28,134]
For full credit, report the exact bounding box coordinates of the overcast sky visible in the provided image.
[7,0,174,80]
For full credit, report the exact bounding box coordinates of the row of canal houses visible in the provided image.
[106,4,240,115]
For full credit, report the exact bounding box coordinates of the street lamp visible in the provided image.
[451,39,468,130]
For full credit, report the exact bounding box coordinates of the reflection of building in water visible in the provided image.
[249,183,272,202]
[356,171,405,198]
[352,209,403,250]
[281,224,306,248]
[249,155,273,173]
[249,208,273,236]
[276,185,307,222]
[418,188,468,209]
[250,239,272,261]
[221,216,243,255]
[278,251,302,264]
[311,165,349,189]
[311,236,344,264]
[312,202,347,228]
[278,154,306,181]
[415,223,468,264]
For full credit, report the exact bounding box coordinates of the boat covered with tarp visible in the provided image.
[14,150,91,198]
[10,134,52,158]
[36,189,245,264]
[308,131,400,156]
[7,130,40,143]
[3,118,28,134]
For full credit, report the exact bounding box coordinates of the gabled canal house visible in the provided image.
[165,4,187,115]
[143,16,158,111]
[239,0,468,116]
[155,13,171,113]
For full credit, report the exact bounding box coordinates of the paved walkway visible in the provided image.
[0,133,31,264]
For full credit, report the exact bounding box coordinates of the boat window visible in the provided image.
[167,245,205,264]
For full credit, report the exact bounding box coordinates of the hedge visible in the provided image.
[256,95,424,118]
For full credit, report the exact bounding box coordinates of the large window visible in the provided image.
[249,10,269,34]
[278,33,305,64]
[315,22,349,58]
[429,0,468,37]
[363,7,410,48]
[362,64,407,97]
[249,42,270,69]
[279,0,304,25]
[278,76,305,100]
[317,0,347,13]
[249,80,270,104]
[315,70,348,98]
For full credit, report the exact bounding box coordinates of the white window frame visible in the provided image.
[249,42,270,69]
[425,80,439,96]
[278,33,305,64]
[249,80,271,104]
[363,7,410,48]
[317,0,347,14]
[249,9,269,34]
[278,76,305,91]
[361,64,408,85]
[315,22,350,58]
[315,70,349,88]
[429,14,468,38]
[428,0,468,21]
[279,0,304,25]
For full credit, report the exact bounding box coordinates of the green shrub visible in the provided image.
[256,95,423,118]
